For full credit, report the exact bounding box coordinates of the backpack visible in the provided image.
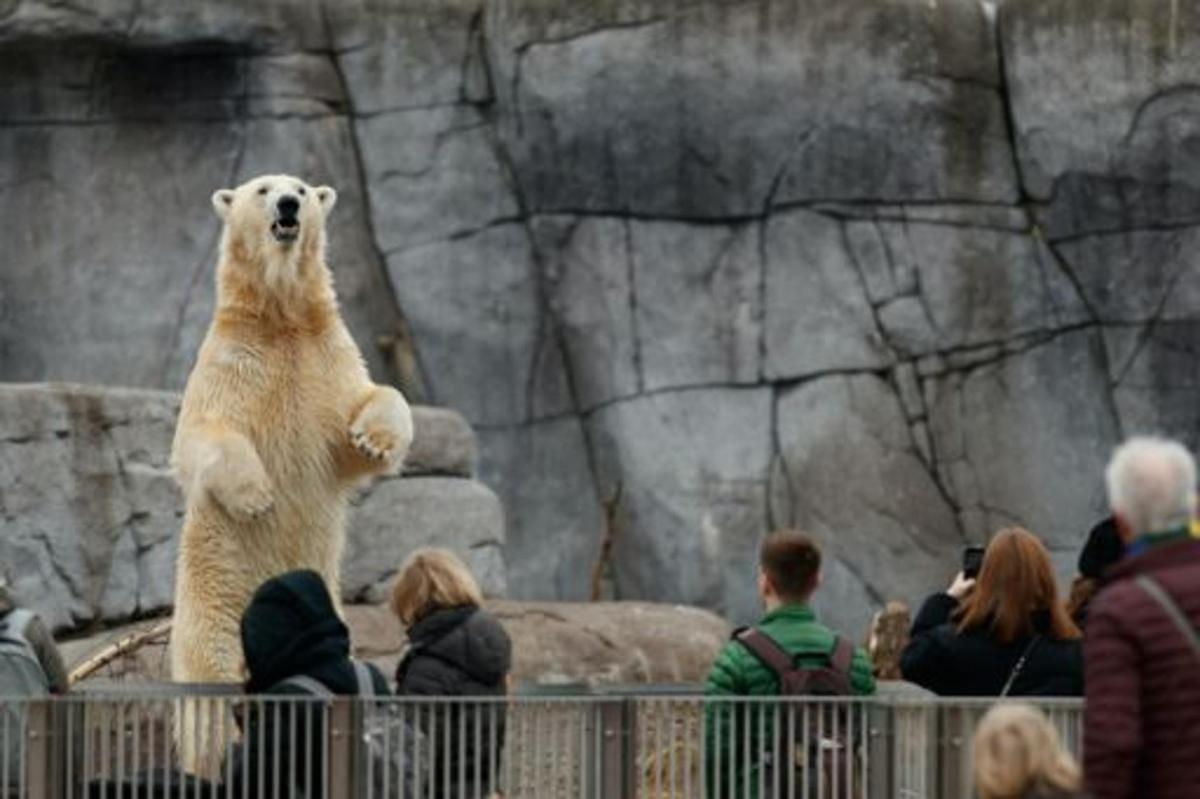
[734,628,861,799]
[280,661,428,798]
[0,609,50,788]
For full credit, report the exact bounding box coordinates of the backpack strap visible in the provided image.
[276,675,334,697]
[734,628,796,679]
[1136,575,1200,659]
[351,660,377,698]
[828,636,853,674]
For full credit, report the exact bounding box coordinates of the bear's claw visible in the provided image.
[351,428,393,461]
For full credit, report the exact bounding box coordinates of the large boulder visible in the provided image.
[61,600,731,687]
[0,382,500,631]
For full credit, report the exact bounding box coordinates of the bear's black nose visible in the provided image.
[276,195,300,218]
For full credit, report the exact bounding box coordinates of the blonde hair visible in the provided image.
[390,548,484,627]
[973,704,1081,799]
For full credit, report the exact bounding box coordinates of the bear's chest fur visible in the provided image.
[207,327,359,491]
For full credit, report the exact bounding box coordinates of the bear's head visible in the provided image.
[211,174,337,291]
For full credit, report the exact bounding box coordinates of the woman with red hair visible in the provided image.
[900,528,1083,696]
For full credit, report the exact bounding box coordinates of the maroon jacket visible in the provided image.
[1084,538,1200,799]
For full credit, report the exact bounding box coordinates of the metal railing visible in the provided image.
[0,688,1083,798]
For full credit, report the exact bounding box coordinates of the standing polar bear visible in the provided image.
[170,174,412,769]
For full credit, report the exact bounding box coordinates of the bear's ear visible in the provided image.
[211,189,235,220]
[315,186,338,214]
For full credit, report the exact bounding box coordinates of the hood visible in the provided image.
[240,569,350,693]
[1078,517,1122,579]
[409,606,512,685]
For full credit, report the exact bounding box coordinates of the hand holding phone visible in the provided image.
[962,545,986,579]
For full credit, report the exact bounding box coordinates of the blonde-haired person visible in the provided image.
[391,548,512,799]
[974,703,1083,799]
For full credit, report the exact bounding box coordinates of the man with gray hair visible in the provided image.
[1085,436,1200,799]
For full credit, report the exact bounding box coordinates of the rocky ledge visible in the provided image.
[0,382,504,632]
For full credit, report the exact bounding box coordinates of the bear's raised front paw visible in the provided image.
[209,473,275,520]
[349,421,403,462]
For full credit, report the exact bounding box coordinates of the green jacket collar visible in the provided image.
[760,603,816,625]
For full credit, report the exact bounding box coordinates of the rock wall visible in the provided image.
[3,0,1198,635]
[0,383,504,631]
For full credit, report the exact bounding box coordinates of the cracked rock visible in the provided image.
[924,329,1120,553]
[0,383,496,631]
[476,418,604,601]
[344,476,507,603]
[492,0,1015,216]
[385,224,573,426]
[771,374,961,638]
[587,386,773,624]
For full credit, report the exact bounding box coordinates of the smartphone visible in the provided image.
[962,546,986,579]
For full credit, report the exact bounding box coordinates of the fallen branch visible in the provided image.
[69,620,172,685]
[590,482,623,602]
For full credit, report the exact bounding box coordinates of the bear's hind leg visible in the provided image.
[170,601,244,780]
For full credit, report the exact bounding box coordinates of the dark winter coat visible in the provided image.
[395,605,511,798]
[900,593,1083,696]
[233,569,390,798]
[1085,538,1200,799]
[0,586,68,693]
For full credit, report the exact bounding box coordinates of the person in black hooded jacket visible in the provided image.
[232,569,391,798]
[391,548,512,798]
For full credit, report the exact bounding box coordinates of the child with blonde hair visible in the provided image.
[391,548,511,798]
[973,703,1082,799]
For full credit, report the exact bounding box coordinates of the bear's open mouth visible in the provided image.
[271,220,300,243]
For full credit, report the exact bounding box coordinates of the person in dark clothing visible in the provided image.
[391,548,511,799]
[232,569,391,798]
[0,572,68,693]
[901,528,1083,697]
[1065,517,1123,626]
[1085,437,1200,799]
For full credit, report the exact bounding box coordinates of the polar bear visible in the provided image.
[169,174,412,772]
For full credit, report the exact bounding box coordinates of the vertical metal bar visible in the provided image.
[707,699,717,798]
[801,702,811,799]
[25,699,51,799]
[669,700,678,799]
[490,701,500,799]
[507,701,516,799]
[755,699,765,799]
[786,702,795,799]
[472,701,482,799]
[328,699,352,799]
[367,699,377,799]
[595,700,627,799]
[3,704,11,798]
[735,700,744,799]
[442,702,451,797]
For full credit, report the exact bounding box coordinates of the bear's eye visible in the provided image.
[297,187,306,196]
[257,186,268,196]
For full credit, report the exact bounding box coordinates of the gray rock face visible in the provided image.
[0,383,500,631]
[343,476,506,603]
[5,0,1200,633]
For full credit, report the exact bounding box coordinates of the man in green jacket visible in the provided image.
[704,531,875,798]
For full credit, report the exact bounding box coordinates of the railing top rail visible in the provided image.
[4,685,1086,711]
